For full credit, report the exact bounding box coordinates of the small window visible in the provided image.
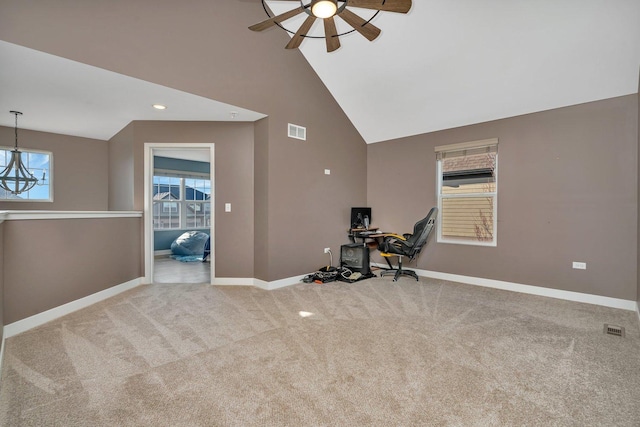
[435,139,498,246]
[0,147,52,201]
[185,177,211,228]
[152,174,211,230]
[162,202,178,213]
[184,178,211,201]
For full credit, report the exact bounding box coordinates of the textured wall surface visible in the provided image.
[108,123,135,211]
[0,221,4,338]
[0,127,109,211]
[369,95,638,301]
[3,217,142,323]
[0,0,368,282]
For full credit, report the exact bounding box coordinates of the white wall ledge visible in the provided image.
[0,210,142,220]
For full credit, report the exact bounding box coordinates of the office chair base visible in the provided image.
[381,268,419,282]
[379,255,420,282]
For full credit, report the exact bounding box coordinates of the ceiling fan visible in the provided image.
[249,0,412,52]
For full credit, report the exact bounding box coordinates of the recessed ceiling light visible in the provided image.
[153,104,167,110]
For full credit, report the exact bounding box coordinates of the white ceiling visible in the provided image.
[287,0,640,143]
[1,0,639,144]
[0,40,267,141]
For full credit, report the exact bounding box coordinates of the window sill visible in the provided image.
[437,237,497,247]
[0,210,143,221]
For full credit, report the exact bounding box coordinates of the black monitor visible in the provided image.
[350,207,371,229]
[341,243,371,275]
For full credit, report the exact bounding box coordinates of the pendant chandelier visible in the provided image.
[0,111,43,195]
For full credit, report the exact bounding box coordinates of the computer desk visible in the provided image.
[349,227,379,242]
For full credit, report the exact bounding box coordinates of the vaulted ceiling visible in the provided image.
[1,0,639,144]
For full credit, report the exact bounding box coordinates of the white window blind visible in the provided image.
[435,139,498,246]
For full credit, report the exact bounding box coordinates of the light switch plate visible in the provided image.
[225,203,231,212]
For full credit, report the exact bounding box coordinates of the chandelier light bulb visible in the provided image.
[311,0,338,19]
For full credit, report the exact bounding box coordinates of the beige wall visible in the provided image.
[3,217,142,324]
[254,118,269,281]
[109,123,135,211]
[123,121,256,278]
[0,127,109,211]
[0,0,368,282]
[369,95,638,301]
[0,221,4,340]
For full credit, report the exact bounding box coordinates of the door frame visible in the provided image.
[143,142,215,284]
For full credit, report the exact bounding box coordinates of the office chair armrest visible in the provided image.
[378,233,414,255]
[377,233,406,240]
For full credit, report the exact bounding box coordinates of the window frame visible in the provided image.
[0,146,53,202]
[152,171,211,231]
[435,139,498,247]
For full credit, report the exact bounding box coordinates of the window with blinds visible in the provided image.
[435,139,498,246]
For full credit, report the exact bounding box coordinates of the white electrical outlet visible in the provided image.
[225,203,231,212]
[324,169,331,175]
[324,248,331,253]
[572,261,586,270]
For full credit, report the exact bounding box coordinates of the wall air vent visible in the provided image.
[288,123,306,141]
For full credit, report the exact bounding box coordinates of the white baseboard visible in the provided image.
[636,301,640,324]
[3,277,144,339]
[154,250,172,257]
[0,328,5,384]
[256,275,308,291]
[371,263,637,311]
[211,277,255,286]
[212,275,307,291]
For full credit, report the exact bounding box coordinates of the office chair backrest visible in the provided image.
[405,207,438,259]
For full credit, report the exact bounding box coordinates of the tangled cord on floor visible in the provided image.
[302,266,364,284]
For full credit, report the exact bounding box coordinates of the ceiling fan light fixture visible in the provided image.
[249,0,412,52]
[311,0,338,19]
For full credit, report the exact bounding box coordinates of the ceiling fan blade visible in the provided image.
[338,8,381,41]
[285,15,317,49]
[347,0,412,13]
[249,6,305,32]
[324,17,341,52]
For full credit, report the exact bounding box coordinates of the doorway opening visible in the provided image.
[144,143,215,284]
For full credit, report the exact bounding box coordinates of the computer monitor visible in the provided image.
[350,207,372,229]
[340,243,371,275]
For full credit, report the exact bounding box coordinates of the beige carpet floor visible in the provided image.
[1,277,639,426]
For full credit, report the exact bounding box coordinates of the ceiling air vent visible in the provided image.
[288,123,306,141]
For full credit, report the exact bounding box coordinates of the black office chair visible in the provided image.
[377,207,438,282]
